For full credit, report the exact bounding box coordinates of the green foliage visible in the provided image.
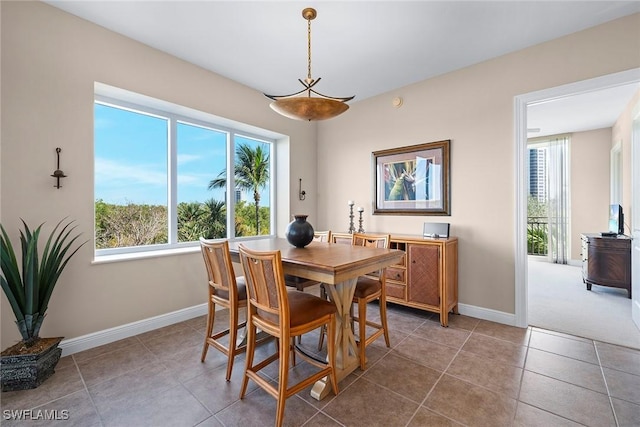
[234,200,270,236]
[0,219,86,345]
[527,195,548,255]
[95,201,167,249]
[208,142,270,235]
[96,141,272,247]
[527,226,548,255]
[95,198,268,248]
[177,199,227,241]
[527,195,548,218]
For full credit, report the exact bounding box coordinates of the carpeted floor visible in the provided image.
[528,257,640,350]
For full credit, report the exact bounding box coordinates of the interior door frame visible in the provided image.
[513,68,640,328]
[632,103,640,330]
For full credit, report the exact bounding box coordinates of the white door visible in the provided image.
[632,113,640,330]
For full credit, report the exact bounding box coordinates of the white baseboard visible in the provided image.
[59,303,208,357]
[457,303,517,327]
[59,301,519,357]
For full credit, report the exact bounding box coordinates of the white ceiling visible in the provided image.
[46,1,640,134]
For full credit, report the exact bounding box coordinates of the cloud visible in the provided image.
[95,157,166,186]
[177,153,202,165]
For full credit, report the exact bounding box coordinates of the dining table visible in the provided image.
[227,237,404,400]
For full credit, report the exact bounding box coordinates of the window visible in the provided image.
[94,86,274,257]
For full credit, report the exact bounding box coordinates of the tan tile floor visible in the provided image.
[2,301,640,426]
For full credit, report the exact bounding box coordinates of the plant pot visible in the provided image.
[285,214,315,248]
[1,337,63,392]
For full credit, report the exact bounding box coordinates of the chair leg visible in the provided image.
[276,335,290,427]
[200,299,215,362]
[358,298,368,370]
[296,283,304,345]
[239,318,256,400]
[226,304,239,381]
[317,325,325,351]
[380,295,390,348]
[317,284,329,351]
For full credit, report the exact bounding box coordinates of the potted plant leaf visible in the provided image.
[1,218,86,391]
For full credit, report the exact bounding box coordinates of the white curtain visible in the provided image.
[547,136,570,264]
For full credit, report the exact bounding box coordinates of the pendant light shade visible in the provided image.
[264,8,354,121]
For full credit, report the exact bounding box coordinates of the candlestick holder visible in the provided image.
[348,203,355,234]
[357,208,364,233]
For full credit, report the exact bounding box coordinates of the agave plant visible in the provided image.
[0,219,86,347]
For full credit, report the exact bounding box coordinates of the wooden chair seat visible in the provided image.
[258,291,336,327]
[213,279,247,301]
[353,276,381,298]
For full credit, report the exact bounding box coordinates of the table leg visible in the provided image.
[310,277,360,400]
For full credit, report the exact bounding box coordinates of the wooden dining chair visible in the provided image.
[350,232,392,370]
[238,244,338,427]
[199,238,249,381]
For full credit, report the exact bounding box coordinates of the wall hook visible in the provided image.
[51,147,67,189]
[298,178,306,200]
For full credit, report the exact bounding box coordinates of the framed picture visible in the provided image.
[372,140,450,215]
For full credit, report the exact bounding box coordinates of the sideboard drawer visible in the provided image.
[385,281,406,300]
[385,267,405,282]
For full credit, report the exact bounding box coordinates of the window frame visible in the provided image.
[94,87,276,259]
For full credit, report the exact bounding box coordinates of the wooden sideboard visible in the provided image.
[333,233,458,326]
[581,233,631,298]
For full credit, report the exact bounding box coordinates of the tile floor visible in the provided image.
[2,299,640,426]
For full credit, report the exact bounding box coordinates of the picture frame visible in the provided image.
[372,140,450,215]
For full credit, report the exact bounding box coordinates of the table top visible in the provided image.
[228,237,404,284]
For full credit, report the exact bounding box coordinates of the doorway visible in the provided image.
[514,69,640,346]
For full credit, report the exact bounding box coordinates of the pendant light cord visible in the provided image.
[307,16,313,94]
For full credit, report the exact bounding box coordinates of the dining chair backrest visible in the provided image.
[352,233,391,278]
[200,237,238,299]
[313,230,332,242]
[331,232,353,245]
[238,244,289,325]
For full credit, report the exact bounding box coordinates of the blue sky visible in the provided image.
[95,103,269,206]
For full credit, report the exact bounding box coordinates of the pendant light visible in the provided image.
[264,7,355,121]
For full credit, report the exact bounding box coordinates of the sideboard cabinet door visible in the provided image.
[407,243,440,306]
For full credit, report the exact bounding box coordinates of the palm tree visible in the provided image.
[208,143,269,235]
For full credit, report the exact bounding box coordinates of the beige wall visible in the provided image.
[316,14,640,315]
[570,128,613,260]
[0,2,317,349]
[1,2,639,349]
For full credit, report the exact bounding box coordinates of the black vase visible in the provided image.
[285,215,315,248]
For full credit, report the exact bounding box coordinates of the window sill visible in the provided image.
[92,245,200,265]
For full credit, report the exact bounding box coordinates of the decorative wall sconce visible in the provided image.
[298,178,306,200]
[51,147,67,189]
